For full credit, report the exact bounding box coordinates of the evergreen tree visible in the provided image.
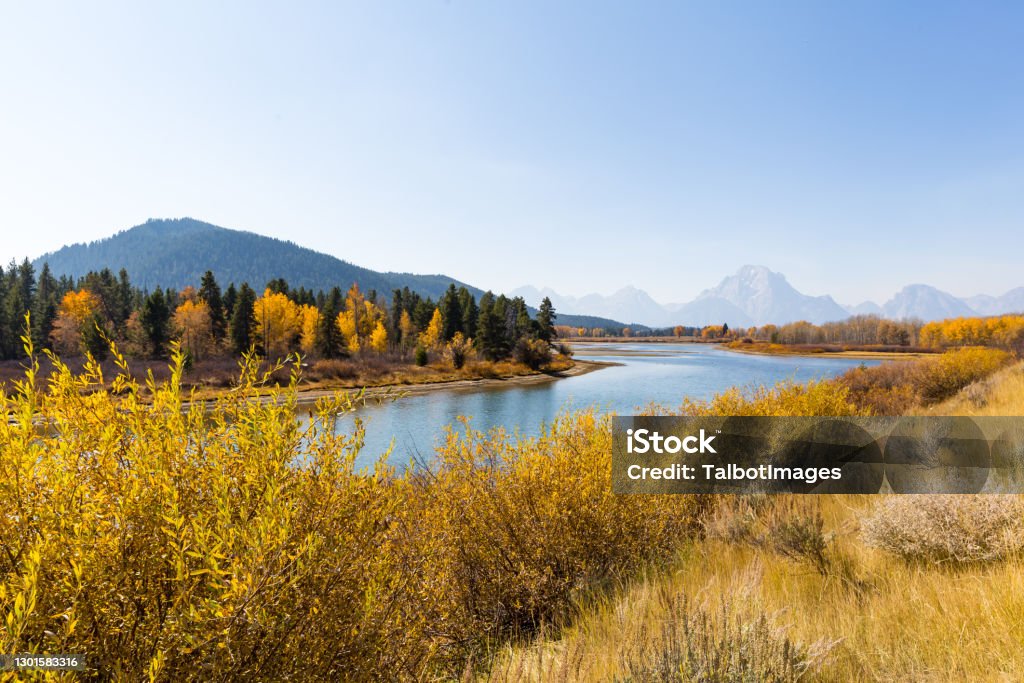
[413,298,435,330]
[537,297,557,342]
[139,288,171,358]
[222,283,237,322]
[266,278,289,296]
[82,313,110,360]
[476,291,512,360]
[0,264,14,359]
[317,286,345,358]
[458,287,478,339]
[440,284,462,342]
[116,269,134,332]
[16,259,35,313]
[390,288,404,343]
[32,263,58,349]
[230,283,257,355]
[199,270,226,344]
[508,296,533,342]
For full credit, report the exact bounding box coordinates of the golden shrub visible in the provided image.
[0,337,707,680]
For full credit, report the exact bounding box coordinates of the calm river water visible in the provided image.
[331,343,879,468]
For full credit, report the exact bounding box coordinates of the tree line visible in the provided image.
[0,260,559,368]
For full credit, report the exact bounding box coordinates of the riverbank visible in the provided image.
[489,355,1024,682]
[285,357,616,407]
[722,339,937,359]
[563,336,723,344]
[185,357,619,408]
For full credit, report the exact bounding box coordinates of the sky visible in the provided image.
[1,1,1022,306]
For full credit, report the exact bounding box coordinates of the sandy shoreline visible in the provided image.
[721,345,933,360]
[186,358,619,410]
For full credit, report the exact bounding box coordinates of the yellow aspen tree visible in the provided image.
[399,310,415,346]
[299,305,320,356]
[254,289,301,358]
[50,290,100,355]
[369,321,388,353]
[173,299,212,360]
[419,308,443,349]
[59,290,99,325]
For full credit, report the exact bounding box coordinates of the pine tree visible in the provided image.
[116,269,134,333]
[317,287,344,358]
[440,284,462,342]
[32,263,58,349]
[537,297,557,342]
[223,283,237,321]
[476,292,509,360]
[0,264,13,359]
[139,288,171,358]
[230,283,257,355]
[458,287,478,339]
[81,313,110,360]
[199,270,226,345]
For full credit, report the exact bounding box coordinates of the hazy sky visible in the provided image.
[1,1,1022,305]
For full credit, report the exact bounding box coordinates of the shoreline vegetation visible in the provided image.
[0,354,619,408]
[1,331,1018,680]
[721,339,938,359]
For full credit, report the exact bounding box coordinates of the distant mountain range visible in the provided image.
[32,221,1022,330]
[32,218,626,331]
[513,265,1024,327]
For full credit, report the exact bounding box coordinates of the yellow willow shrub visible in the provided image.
[835,347,1011,414]
[915,346,1009,403]
[675,379,862,417]
[0,340,425,681]
[0,336,713,680]
[398,412,710,675]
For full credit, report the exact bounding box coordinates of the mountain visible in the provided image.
[33,218,627,331]
[35,218,472,300]
[690,265,850,326]
[516,266,849,328]
[845,301,883,316]
[667,297,753,328]
[965,287,1024,316]
[511,284,672,327]
[880,285,977,321]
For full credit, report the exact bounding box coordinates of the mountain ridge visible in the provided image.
[31,218,629,331]
[515,267,1024,327]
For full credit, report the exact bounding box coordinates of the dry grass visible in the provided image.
[486,361,1024,682]
[862,495,1024,565]
[921,360,1024,417]
[487,495,1024,682]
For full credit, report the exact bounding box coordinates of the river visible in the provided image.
[331,343,880,468]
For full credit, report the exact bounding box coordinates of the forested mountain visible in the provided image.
[32,218,625,331]
[34,218,474,301]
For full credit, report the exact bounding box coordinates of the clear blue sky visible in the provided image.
[1,1,1022,305]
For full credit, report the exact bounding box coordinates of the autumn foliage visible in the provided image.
[919,314,1024,351]
[0,339,703,681]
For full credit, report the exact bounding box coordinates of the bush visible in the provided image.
[675,380,861,417]
[414,343,428,366]
[443,332,473,369]
[401,413,709,675]
[862,495,1024,564]
[0,342,709,680]
[617,593,837,682]
[513,337,552,369]
[311,357,358,380]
